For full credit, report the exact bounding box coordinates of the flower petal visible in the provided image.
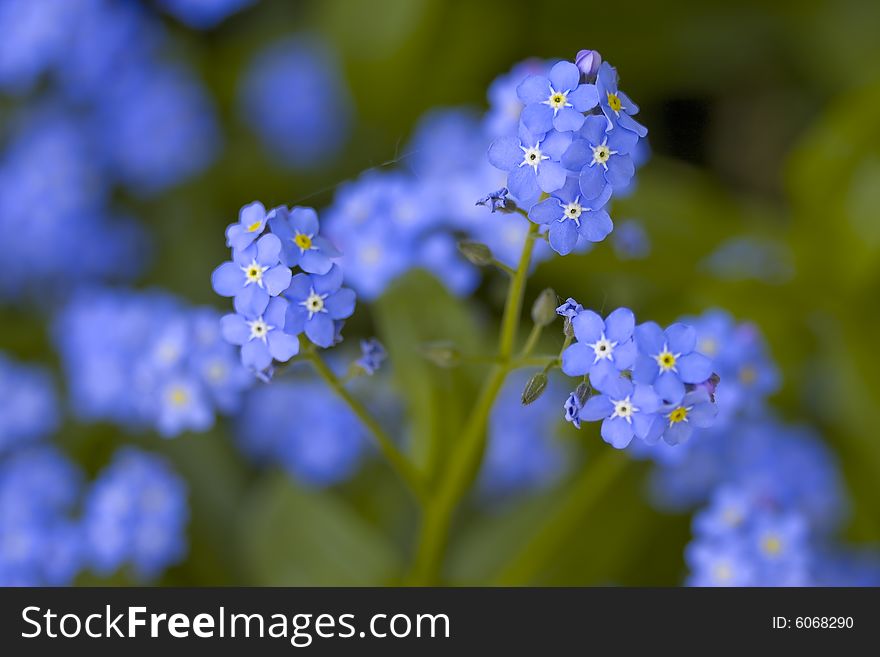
[561,342,594,376]
[211,262,242,297]
[572,309,604,343]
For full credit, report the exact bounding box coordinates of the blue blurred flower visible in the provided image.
[236,381,366,487]
[156,0,256,29]
[212,233,291,316]
[517,60,598,134]
[238,36,351,169]
[221,296,300,372]
[484,59,548,139]
[561,307,637,387]
[0,0,71,93]
[284,265,356,348]
[356,338,387,375]
[83,448,188,580]
[0,447,84,586]
[612,219,650,260]
[0,354,59,454]
[480,372,568,498]
[268,206,339,274]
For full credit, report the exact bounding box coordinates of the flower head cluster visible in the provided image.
[0,354,59,454]
[82,448,188,580]
[560,303,717,449]
[487,50,648,255]
[54,288,252,437]
[213,202,355,375]
[235,380,367,487]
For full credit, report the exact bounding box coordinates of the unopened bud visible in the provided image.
[521,372,548,406]
[575,49,602,78]
[458,241,493,266]
[563,316,575,339]
[531,288,558,327]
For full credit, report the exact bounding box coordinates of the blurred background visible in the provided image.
[2,0,880,586]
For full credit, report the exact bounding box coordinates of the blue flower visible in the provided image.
[579,374,661,449]
[613,219,650,260]
[0,354,59,454]
[528,176,612,254]
[556,297,583,318]
[356,338,387,375]
[156,0,256,29]
[212,233,291,315]
[517,60,599,135]
[484,58,549,139]
[686,538,754,587]
[564,391,583,429]
[562,115,640,198]
[238,36,351,169]
[633,321,714,403]
[596,61,647,137]
[225,201,270,252]
[82,448,188,580]
[268,205,339,274]
[155,374,214,438]
[475,187,510,213]
[657,388,717,445]
[561,307,637,387]
[488,127,571,206]
[221,296,300,372]
[284,264,357,348]
[235,381,366,487]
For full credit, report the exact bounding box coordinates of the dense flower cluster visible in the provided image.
[559,302,717,449]
[626,310,878,586]
[213,202,355,376]
[0,446,188,585]
[54,288,252,437]
[488,50,648,255]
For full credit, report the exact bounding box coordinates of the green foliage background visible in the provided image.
[4,0,880,585]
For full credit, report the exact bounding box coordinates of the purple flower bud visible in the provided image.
[575,49,602,78]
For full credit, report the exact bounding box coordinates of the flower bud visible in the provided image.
[521,371,548,405]
[421,341,461,368]
[458,241,494,266]
[531,288,558,327]
[575,49,602,78]
[563,316,575,339]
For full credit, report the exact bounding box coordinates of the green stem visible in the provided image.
[305,351,427,503]
[410,222,540,584]
[519,323,543,358]
[492,449,629,585]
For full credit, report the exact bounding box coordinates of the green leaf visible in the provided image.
[239,471,401,585]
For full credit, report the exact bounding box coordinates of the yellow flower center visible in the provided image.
[668,406,688,424]
[168,387,189,407]
[247,220,263,233]
[762,535,783,556]
[739,366,757,385]
[607,92,622,112]
[294,233,313,251]
[549,92,567,109]
[656,350,677,372]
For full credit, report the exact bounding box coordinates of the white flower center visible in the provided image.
[520,144,548,171]
[561,199,584,226]
[247,317,272,342]
[361,244,382,265]
[301,289,328,319]
[591,139,617,169]
[610,395,638,424]
[587,333,617,362]
[542,85,571,114]
[242,259,268,287]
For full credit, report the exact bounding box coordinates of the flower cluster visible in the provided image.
[213,202,355,376]
[83,448,188,580]
[0,354,59,453]
[624,310,877,586]
[53,288,252,437]
[235,379,368,487]
[488,50,648,255]
[559,302,717,449]
[1,446,188,585]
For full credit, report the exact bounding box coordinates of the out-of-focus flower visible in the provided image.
[0,354,59,454]
[156,0,257,29]
[82,448,188,580]
[356,339,387,376]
